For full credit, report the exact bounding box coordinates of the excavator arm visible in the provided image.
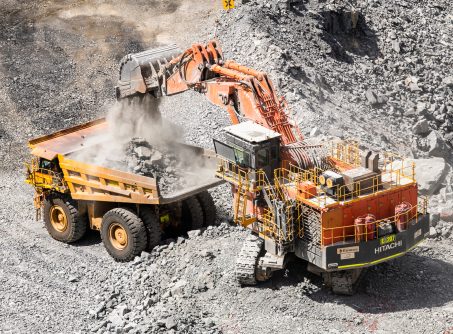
[116,40,321,167]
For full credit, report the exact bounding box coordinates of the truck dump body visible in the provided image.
[28,118,222,205]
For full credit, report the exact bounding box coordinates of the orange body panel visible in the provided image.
[297,181,317,199]
[321,184,418,246]
[322,207,344,245]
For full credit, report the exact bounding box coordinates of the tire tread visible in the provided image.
[101,208,147,262]
[196,191,217,227]
[43,193,87,243]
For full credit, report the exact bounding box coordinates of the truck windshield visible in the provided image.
[40,159,52,169]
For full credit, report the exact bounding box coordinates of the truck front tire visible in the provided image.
[101,208,147,262]
[43,195,87,243]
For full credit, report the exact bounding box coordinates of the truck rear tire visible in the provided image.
[101,208,147,262]
[139,206,162,251]
[43,195,87,243]
[196,191,216,227]
[182,196,204,230]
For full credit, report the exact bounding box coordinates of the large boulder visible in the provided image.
[134,146,152,160]
[393,158,450,195]
[365,89,387,106]
[414,157,450,195]
[413,119,430,135]
[427,131,448,158]
[442,75,453,88]
[440,206,453,222]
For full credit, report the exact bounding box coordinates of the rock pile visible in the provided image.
[217,0,453,158]
[87,223,323,333]
[123,138,187,195]
[88,223,248,333]
[2,1,453,333]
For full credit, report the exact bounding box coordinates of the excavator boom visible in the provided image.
[116,40,321,168]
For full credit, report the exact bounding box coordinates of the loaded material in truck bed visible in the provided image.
[28,118,223,204]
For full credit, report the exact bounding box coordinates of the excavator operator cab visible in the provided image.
[213,121,281,181]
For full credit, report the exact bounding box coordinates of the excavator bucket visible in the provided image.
[116,44,182,99]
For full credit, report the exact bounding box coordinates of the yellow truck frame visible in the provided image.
[26,118,223,261]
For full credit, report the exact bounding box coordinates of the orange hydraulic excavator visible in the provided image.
[116,41,429,294]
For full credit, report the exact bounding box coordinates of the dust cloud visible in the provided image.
[69,95,217,196]
[69,97,171,166]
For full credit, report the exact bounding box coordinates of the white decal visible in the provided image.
[341,253,355,260]
[337,246,359,255]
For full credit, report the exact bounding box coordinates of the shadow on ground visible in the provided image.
[72,228,102,247]
[256,253,453,313]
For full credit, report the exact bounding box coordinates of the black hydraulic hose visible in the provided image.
[177,50,195,87]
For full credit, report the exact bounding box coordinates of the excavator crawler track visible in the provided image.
[236,234,264,285]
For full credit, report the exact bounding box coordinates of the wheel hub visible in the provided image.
[50,206,68,232]
[108,223,128,250]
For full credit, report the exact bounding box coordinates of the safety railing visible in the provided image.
[261,208,277,239]
[294,201,304,239]
[216,158,251,190]
[255,169,274,192]
[217,157,299,242]
[274,167,330,207]
[321,198,428,246]
[281,161,323,186]
[216,158,274,192]
[271,170,290,201]
[335,160,415,203]
[275,158,417,208]
[27,166,67,192]
[381,154,416,182]
[260,203,298,243]
[329,140,361,167]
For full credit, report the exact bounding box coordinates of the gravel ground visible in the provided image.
[1,1,453,333]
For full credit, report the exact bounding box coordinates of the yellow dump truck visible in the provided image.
[26,118,222,261]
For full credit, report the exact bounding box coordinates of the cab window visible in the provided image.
[257,148,269,167]
[40,159,52,169]
[234,148,250,167]
[270,146,277,160]
[39,158,60,174]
